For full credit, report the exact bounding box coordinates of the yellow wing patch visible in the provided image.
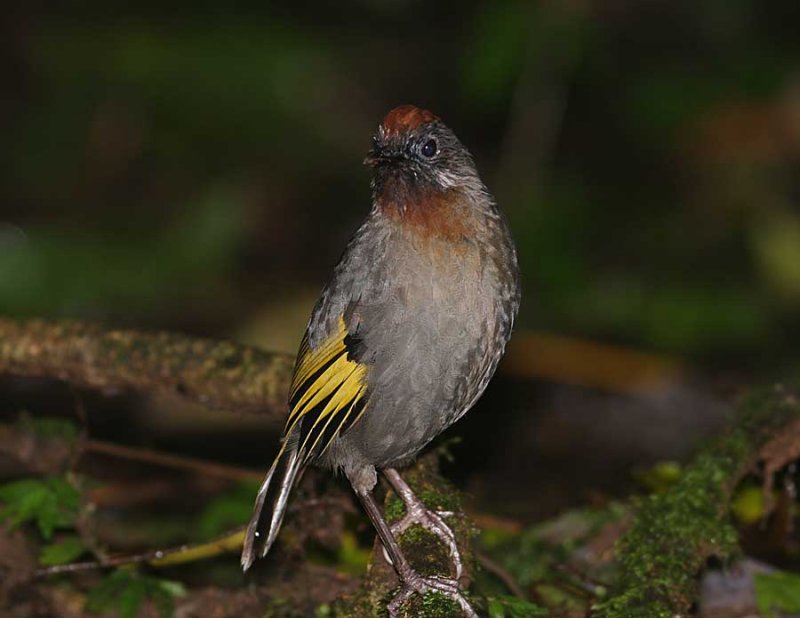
[286,316,368,459]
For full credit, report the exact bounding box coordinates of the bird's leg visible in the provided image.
[354,487,477,618]
[383,467,463,579]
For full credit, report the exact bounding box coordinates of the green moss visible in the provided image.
[594,383,800,617]
[409,591,462,617]
[262,597,307,617]
[325,385,800,616]
[385,495,405,524]
[385,470,460,515]
[397,524,451,577]
[417,488,462,515]
[331,583,395,618]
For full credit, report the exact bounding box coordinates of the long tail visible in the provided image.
[241,441,305,571]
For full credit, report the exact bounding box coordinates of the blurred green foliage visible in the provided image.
[0,187,246,317]
[486,596,547,618]
[1,3,799,359]
[0,476,80,540]
[85,569,185,618]
[478,504,624,614]
[39,533,88,566]
[192,479,259,540]
[754,570,800,617]
[18,414,79,442]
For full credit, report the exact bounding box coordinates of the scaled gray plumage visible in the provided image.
[242,106,520,616]
[313,171,520,494]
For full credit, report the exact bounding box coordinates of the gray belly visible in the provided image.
[330,236,504,468]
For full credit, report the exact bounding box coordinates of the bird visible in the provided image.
[241,105,521,616]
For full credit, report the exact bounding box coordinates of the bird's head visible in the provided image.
[365,106,481,198]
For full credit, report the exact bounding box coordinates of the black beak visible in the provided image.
[363,152,381,167]
[363,148,401,168]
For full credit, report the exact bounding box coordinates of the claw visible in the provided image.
[390,501,463,579]
[387,573,478,618]
[355,469,476,617]
[384,468,464,579]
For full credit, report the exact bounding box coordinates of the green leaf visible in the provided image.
[193,480,260,540]
[730,483,768,525]
[488,598,504,618]
[86,570,130,614]
[153,579,186,618]
[40,534,87,565]
[755,570,800,618]
[0,476,80,539]
[314,604,332,617]
[634,461,683,493]
[156,580,187,599]
[86,570,185,618]
[117,578,147,618]
[487,596,548,618]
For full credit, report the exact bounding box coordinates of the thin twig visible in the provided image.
[33,528,246,577]
[68,386,89,472]
[82,439,263,482]
[477,550,528,600]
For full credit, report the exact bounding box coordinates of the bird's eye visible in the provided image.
[420,138,437,158]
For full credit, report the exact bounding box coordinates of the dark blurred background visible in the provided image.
[2,1,800,521]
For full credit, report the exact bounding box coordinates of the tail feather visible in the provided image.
[241,442,305,571]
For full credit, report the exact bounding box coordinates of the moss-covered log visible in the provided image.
[0,318,294,418]
[594,383,800,617]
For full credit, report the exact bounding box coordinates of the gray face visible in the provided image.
[366,122,480,194]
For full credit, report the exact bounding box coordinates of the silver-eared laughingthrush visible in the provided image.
[242,106,520,616]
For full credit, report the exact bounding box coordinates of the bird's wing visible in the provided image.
[285,315,368,462]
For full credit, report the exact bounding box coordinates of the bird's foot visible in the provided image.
[390,500,462,579]
[387,572,478,618]
[380,469,472,615]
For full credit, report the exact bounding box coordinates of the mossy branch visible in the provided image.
[0,317,294,419]
[594,383,800,617]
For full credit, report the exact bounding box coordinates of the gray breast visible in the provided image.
[327,212,519,469]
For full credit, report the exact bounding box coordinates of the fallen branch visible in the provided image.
[83,439,264,483]
[0,318,293,418]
